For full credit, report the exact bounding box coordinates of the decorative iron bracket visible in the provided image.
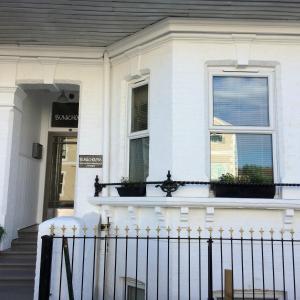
[94,175,106,197]
[155,170,185,197]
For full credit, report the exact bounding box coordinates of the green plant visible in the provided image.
[0,226,5,242]
[120,177,144,186]
[120,176,129,185]
[218,173,251,184]
[218,173,235,183]
[217,166,273,185]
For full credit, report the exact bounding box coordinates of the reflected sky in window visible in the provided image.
[237,134,273,168]
[213,76,269,126]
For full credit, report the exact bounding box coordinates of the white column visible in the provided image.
[0,87,26,249]
[102,51,111,195]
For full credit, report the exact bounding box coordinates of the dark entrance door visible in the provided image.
[44,132,77,220]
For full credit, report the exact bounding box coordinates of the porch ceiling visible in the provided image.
[2,1,300,48]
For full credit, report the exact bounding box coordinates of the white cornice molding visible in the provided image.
[89,196,300,210]
[0,86,27,111]
[108,17,300,59]
[0,86,17,94]
[0,45,104,59]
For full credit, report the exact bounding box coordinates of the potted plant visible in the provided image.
[116,177,146,197]
[212,167,276,198]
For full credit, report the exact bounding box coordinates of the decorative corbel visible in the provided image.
[283,208,294,229]
[128,206,137,224]
[205,207,215,227]
[180,207,189,224]
[38,57,59,84]
[231,34,256,67]
[154,206,166,224]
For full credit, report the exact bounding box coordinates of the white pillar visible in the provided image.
[0,87,26,249]
[102,51,111,195]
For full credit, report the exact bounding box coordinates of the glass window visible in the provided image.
[210,72,275,198]
[211,133,273,183]
[131,85,148,132]
[129,137,149,182]
[127,286,145,300]
[129,84,149,182]
[213,76,269,127]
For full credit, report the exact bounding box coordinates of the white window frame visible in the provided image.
[208,67,278,188]
[213,289,284,299]
[125,277,145,300]
[126,79,150,179]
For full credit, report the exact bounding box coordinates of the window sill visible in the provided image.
[89,196,300,210]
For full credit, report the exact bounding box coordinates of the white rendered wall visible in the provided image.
[0,50,105,248]
[28,20,300,298]
[15,57,105,226]
[14,91,43,232]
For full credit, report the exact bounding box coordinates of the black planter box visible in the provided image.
[116,185,146,197]
[212,184,276,198]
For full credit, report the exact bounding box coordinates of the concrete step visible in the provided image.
[10,243,37,252]
[0,269,35,278]
[0,285,34,300]
[0,261,35,270]
[0,250,36,257]
[12,239,37,247]
[0,277,34,287]
[0,224,38,299]
[18,231,38,241]
[0,256,36,264]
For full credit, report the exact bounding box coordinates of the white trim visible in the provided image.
[89,196,300,210]
[107,18,300,59]
[207,66,278,185]
[213,289,284,300]
[126,278,145,300]
[125,79,150,179]
[0,45,104,59]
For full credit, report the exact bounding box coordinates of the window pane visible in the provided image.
[131,85,148,132]
[211,133,273,183]
[213,76,269,126]
[129,137,149,182]
[127,286,145,300]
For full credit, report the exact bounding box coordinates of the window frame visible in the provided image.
[208,67,278,188]
[125,277,145,300]
[126,79,150,180]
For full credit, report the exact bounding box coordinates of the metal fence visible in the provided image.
[38,224,299,300]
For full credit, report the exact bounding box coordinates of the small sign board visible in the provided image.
[79,155,103,168]
[51,102,79,128]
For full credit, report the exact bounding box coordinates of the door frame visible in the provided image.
[43,131,78,221]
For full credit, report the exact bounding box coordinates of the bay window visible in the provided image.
[128,83,149,182]
[209,72,276,198]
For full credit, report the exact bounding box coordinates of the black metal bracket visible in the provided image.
[155,170,185,197]
[94,175,106,197]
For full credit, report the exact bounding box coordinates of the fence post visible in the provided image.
[224,269,233,300]
[207,237,214,300]
[39,235,53,300]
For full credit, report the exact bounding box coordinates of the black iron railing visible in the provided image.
[94,170,300,197]
[39,222,299,300]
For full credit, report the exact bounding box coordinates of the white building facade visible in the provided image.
[1,18,300,299]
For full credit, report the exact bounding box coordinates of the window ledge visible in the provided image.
[89,196,300,210]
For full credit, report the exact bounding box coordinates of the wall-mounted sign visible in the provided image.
[79,155,103,168]
[51,102,79,128]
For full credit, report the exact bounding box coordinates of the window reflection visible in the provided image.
[129,137,149,182]
[131,85,148,132]
[211,133,273,183]
[213,76,269,127]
